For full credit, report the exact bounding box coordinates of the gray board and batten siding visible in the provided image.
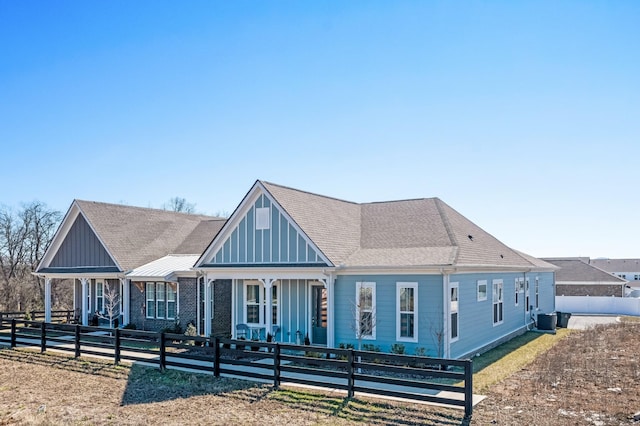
[49,214,117,269]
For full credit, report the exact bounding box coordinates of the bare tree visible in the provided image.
[98,282,120,328]
[0,202,62,311]
[163,197,196,214]
[351,284,377,351]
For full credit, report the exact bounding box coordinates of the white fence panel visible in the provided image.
[556,296,640,316]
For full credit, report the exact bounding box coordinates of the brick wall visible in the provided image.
[556,284,623,297]
[128,278,231,335]
[212,279,231,337]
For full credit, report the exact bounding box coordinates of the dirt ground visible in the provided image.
[1,321,639,425]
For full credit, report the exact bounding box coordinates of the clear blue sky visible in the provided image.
[1,1,638,259]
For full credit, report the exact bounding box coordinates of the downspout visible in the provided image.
[442,269,450,359]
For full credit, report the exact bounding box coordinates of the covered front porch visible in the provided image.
[202,270,336,347]
[36,272,130,327]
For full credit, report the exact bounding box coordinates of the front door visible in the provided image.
[311,285,327,345]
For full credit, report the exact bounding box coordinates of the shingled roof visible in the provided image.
[543,258,627,283]
[73,200,225,271]
[261,181,550,270]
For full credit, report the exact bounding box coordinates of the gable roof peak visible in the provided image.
[260,181,359,206]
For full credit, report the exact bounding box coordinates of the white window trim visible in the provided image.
[477,280,487,301]
[166,282,178,320]
[145,282,155,319]
[95,281,104,314]
[450,281,459,342]
[535,277,540,309]
[87,281,92,314]
[525,277,530,312]
[255,207,270,230]
[271,283,280,327]
[244,281,262,325]
[396,282,418,343]
[355,281,376,340]
[493,279,504,326]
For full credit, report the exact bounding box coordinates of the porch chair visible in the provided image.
[235,323,249,339]
[271,325,281,341]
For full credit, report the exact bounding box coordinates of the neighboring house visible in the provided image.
[589,258,640,283]
[543,257,628,297]
[35,201,228,333]
[37,181,557,359]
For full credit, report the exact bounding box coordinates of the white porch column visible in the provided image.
[320,275,335,348]
[260,279,275,338]
[121,278,130,326]
[81,278,89,326]
[204,278,212,337]
[327,275,335,348]
[44,278,52,323]
[196,276,201,335]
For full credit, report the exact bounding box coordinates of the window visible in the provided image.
[396,282,417,342]
[146,283,156,318]
[245,283,261,324]
[167,283,177,320]
[515,277,524,306]
[535,277,539,309]
[87,283,92,314]
[493,279,503,325]
[477,280,487,301]
[271,285,278,326]
[95,281,104,314]
[145,282,179,320]
[255,207,270,230]
[356,282,376,339]
[450,282,459,341]
[525,278,530,312]
[156,282,166,319]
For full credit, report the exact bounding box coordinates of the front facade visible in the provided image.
[37,180,557,359]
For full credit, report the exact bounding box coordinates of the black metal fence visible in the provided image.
[0,318,473,418]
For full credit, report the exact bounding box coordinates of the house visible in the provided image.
[589,258,640,287]
[543,257,628,297]
[36,181,557,359]
[35,200,228,333]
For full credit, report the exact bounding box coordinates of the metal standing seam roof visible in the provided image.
[126,254,201,280]
[261,181,550,270]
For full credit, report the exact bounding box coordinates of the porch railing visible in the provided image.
[0,318,474,419]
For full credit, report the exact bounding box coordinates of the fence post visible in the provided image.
[10,319,16,348]
[347,349,355,398]
[159,332,166,371]
[40,322,46,353]
[74,324,81,358]
[464,359,473,419]
[114,328,121,365]
[273,343,281,389]
[213,336,220,377]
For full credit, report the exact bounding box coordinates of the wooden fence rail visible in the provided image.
[0,319,473,418]
[0,310,75,323]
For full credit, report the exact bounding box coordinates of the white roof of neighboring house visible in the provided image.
[126,254,201,281]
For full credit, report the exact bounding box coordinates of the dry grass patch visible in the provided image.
[472,328,573,393]
[472,321,640,425]
[0,348,467,425]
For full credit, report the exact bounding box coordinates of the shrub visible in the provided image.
[123,323,137,330]
[390,343,405,355]
[414,347,427,357]
[361,343,381,352]
[184,323,197,345]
